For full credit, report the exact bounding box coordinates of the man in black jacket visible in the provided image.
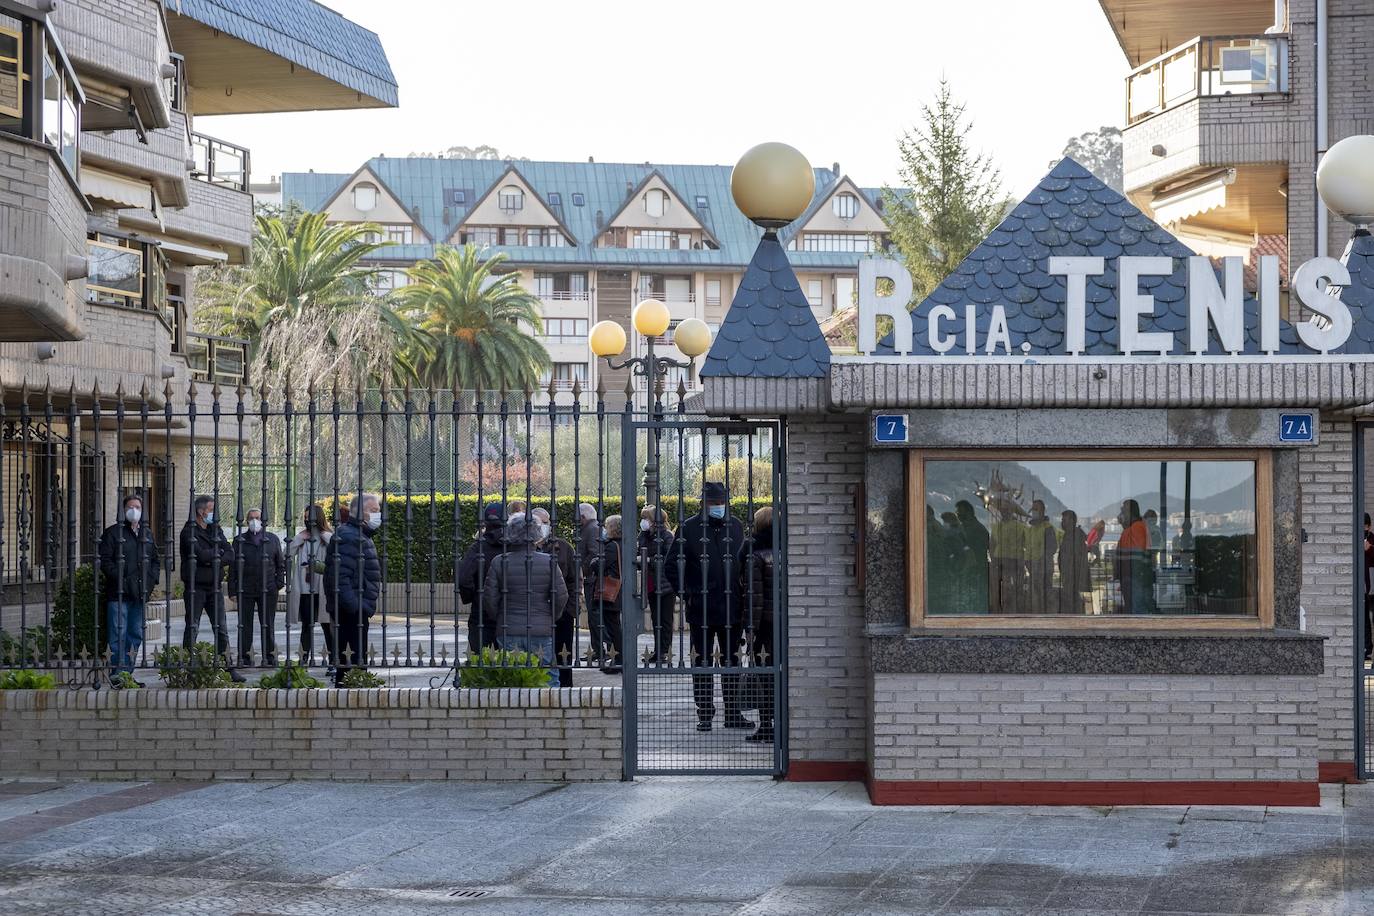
[98,494,160,681]
[179,495,243,681]
[675,482,747,732]
[229,508,286,667]
[458,503,505,655]
[324,491,383,686]
[531,506,577,685]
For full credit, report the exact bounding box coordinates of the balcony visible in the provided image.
[1126,34,1288,126]
[538,290,591,302]
[186,333,249,387]
[191,132,251,193]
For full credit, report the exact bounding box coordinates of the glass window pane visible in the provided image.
[0,23,21,121]
[923,457,1259,617]
[42,50,57,148]
[87,240,143,299]
[60,79,77,173]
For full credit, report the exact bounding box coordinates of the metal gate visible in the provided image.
[1357,421,1373,780]
[620,413,787,777]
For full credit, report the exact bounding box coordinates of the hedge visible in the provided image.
[322,494,766,583]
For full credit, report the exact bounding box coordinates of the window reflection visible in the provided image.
[924,458,1259,617]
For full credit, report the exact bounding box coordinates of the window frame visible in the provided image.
[352,182,379,213]
[643,187,669,218]
[905,448,1275,631]
[1,14,80,183]
[498,185,524,212]
[0,13,24,122]
[832,191,860,219]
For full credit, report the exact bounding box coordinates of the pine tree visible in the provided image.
[882,80,1005,304]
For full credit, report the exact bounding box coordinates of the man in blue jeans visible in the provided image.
[97,494,161,684]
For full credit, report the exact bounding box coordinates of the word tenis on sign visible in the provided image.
[856,256,1356,357]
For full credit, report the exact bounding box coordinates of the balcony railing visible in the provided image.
[1126,34,1289,125]
[537,290,590,301]
[190,132,251,192]
[186,332,249,386]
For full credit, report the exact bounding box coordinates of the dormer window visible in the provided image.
[833,192,859,220]
[352,182,378,213]
[644,188,669,218]
[498,186,524,212]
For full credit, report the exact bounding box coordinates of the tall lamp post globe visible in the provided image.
[1317,135,1374,226]
[731,142,815,229]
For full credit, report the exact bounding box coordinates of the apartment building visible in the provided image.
[280,158,890,404]
[1104,0,1373,302]
[0,0,394,604]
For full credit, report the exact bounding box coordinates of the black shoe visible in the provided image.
[745,727,774,743]
[600,664,623,675]
[696,718,712,732]
[723,714,752,729]
[229,669,247,683]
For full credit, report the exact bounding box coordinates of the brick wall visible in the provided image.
[871,673,1319,783]
[0,687,623,781]
[785,417,867,765]
[1300,416,1356,765]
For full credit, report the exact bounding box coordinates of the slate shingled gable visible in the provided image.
[701,232,830,379]
[874,157,1362,356]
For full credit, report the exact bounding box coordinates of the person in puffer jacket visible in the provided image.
[324,492,383,687]
[482,513,567,685]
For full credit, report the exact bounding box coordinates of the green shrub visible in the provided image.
[257,662,324,689]
[0,669,57,689]
[458,647,551,688]
[322,494,762,583]
[51,565,101,661]
[154,643,243,689]
[338,667,386,688]
[0,626,51,667]
[111,671,142,689]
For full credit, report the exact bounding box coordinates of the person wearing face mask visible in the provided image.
[482,513,568,685]
[458,503,508,655]
[228,508,286,667]
[530,507,577,686]
[637,506,677,663]
[179,494,242,680]
[324,491,384,687]
[98,494,160,684]
[287,504,334,664]
[674,482,747,732]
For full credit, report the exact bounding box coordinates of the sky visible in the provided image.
[198,0,1131,199]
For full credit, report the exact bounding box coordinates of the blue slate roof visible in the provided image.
[163,0,398,107]
[283,159,883,270]
[878,158,1331,356]
[1338,230,1374,323]
[701,233,830,379]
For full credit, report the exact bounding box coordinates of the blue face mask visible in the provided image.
[204,511,215,524]
[707,505,726,520]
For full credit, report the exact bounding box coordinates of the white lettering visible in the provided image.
[985,306,1012,355]
[857,258,913,355]
[964,304,976,355]
[1118,256,1175,355]
[1293,257,1353,353]
[1048,256,1105,355]
[1258,255,1281,354]
[928,305,957,353]
[1187,256,1245,355]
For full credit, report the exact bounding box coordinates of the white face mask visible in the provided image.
[366,512,383,531]
[125,507,141,524]
[640,519,651,532]
[538,523,551,541]
[247,519,262,533]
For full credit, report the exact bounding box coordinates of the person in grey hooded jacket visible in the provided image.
[482,513,568,683]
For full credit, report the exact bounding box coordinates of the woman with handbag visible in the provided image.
[587,515,625,674]
[287,504,333,665]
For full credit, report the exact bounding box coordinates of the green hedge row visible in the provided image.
[322,494,766,583]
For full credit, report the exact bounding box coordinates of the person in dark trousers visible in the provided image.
[1058,510,1091,615]
[637,506,677,663]
[1364,513,1373,662]
[585,515,624,674]
[229,507,286,667]
[179,495,244,681]
[738,506,777,743]
[576,503,605,663]
[287,504,333,664]
[324,491,383,687]
[530,506,577,686]
[675,482,747,732]
[482,513,568,685]
[98,494,160,682]
[458,503,506,655]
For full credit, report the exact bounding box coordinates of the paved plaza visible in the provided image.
[0,777,1371,915]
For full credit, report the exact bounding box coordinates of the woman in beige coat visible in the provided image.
[287,504,333,664]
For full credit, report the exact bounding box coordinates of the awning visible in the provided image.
[151,237,229,265]
[81,167,155,211]
[1150,168,1236,226]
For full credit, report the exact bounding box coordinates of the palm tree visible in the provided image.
[395,245,550,392]
[195,211,414,392]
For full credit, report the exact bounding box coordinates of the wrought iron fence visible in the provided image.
[0,379,781,710]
